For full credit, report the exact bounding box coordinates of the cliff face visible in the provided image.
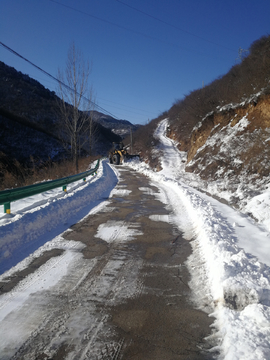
[177,92,270,204]
[187,94,270,163]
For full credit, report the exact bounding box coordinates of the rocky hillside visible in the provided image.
[166,35,270,150]
[155,35,270,209]
[183,91,270,204]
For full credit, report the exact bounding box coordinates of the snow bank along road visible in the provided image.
[0,163,214,359]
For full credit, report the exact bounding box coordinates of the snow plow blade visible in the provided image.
[125,154,140,161]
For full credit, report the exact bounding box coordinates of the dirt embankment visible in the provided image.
[164,93,270,205]
[167,93,270,191]
[187,94,270,164]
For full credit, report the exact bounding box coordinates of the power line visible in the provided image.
[96,95,157,116]
[1,41,155,120]
[115,0,235,53]
[46,0,226,60]
[47,0,174,46]
[0,41,120,119]
[97,100,157,118]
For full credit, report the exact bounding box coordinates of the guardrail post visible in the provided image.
[4,202,10,214]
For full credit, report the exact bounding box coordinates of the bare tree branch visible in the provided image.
[56,42,95,172]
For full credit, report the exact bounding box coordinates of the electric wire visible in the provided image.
[115,0,235,53]
[46,0,227,60]
[0,41,121,120]
[47,0,178,46]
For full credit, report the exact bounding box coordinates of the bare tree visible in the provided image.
[88,108,98,156]
[56,42,95,172]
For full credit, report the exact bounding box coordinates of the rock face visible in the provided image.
[181,92,270,203]
[188,95,270,163]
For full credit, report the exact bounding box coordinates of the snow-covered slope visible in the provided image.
[184,92,270,225]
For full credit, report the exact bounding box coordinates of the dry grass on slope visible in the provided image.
[0,155,99,191]
[185,93,270,203]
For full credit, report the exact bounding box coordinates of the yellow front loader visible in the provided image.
[108,142,139,165]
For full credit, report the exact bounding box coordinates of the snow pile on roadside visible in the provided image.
[125,119,270,359]
[0,160,118,274]
[245,192,270,231]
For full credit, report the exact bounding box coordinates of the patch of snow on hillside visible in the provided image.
[185,113,270,216]
[192,115,250,161]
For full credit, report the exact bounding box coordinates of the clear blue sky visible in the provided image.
[1,0,270,125]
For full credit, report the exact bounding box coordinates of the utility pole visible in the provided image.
[130,127,133,154]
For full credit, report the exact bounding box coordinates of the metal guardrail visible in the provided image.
[0,159,100,214]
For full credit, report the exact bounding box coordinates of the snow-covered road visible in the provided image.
[0,119,270,359]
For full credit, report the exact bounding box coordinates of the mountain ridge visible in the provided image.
[90,110,141,137]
